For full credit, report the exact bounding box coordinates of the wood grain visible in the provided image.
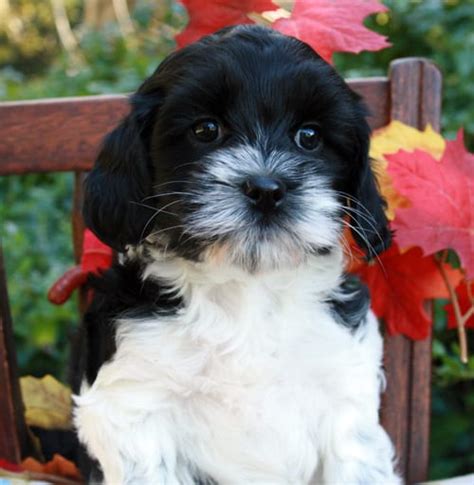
[380,57,441,484]
[0,95,130,175]
[350,77,390,130]
[72,172,86,264]
[0,245,28,462]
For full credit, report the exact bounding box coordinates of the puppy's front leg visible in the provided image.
[320,415,402,485]
[74,384,179,485]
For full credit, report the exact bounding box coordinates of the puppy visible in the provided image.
[73,25,400,484]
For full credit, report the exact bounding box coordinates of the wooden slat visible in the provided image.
[0,95,129,175]
[72,171,89,315]
[405,59,441,485]
[0,245,28,462]
[0,79,389,176]
[380,58,441,484]
[349,77,390,130]
[408,332,434,482]
[72,172,86,264]
[381,334,412,475]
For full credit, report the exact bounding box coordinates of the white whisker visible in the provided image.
[140,200,184,243]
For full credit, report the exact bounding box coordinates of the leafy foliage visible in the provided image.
[1,173,76,378]
[431,301,474,478]
[0,0,79,76]
[1,1,183,99]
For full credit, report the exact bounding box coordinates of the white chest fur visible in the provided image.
[74,251,399,484]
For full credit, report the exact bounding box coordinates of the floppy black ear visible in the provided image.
[348,117,392,259]
[83,95,159,251]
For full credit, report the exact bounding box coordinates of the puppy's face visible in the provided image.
[84,26,390,271]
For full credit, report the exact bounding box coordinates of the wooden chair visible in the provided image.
[0,58,441,484]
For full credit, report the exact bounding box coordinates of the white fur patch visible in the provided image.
[74,248,401,484]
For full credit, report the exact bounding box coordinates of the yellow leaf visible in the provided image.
[370,121,446,220]
[370,120,445,161]
[20,375,72,430]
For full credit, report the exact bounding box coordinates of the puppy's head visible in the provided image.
[84,25,391,271]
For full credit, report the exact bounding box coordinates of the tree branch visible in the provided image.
[112,0,134,37]
[437,251,468,363]
[50,0,83,64]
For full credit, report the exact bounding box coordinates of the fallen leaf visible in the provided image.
[388,130,474,278]
[176,0,277,47]
[0,459,22,473]
[354,244,463,339]
[20,375,72,430]
[22,454,81,482]
[370,121,445,220]
[21,457,44,474]
[273,0,390,63]
[445,279,474,330]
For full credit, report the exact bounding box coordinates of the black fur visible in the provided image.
[329,274,371,330]
[193,474,218,485]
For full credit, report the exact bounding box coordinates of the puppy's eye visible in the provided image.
[192,119,220,142]
[294,125,321,151]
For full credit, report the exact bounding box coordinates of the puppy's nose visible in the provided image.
[242,176,286,211]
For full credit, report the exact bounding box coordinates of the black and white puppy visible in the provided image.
[73,25,400,484]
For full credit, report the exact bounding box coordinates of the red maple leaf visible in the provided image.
[387,131,474,278]
[354,244,463,340]
[273,0,390,63]
[48,229,113,305]
[176,0,277,47]
[445,280,474,330]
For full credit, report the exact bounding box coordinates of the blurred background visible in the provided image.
[0,0,473,479]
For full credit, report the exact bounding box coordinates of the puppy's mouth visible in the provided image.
[145,200,340,272]
[179,202,341,272]
[202,229,326,272]
[145,146,342,271]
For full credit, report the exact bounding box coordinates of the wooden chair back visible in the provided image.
[0,58,441,483]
